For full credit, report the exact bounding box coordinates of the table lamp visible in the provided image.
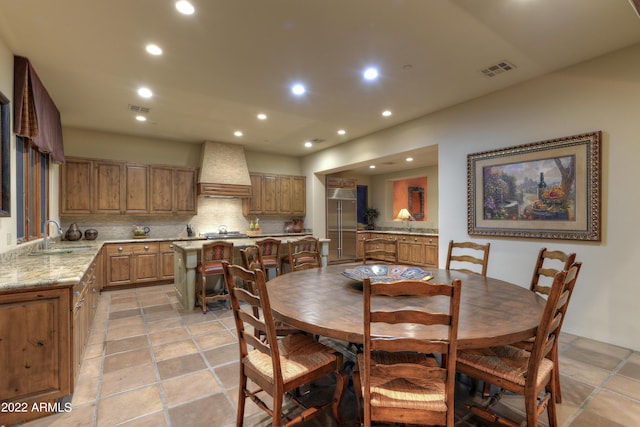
[395,208,413,230]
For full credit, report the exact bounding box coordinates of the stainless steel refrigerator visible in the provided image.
[327,187,358,263]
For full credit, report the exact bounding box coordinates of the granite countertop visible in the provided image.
[357,229,439,237]
[0,234,322,292]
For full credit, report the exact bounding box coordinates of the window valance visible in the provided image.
[13,55,65,163]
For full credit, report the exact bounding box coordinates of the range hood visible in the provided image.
[197,141,252,198]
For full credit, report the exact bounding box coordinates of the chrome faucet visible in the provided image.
[42,219,62,250]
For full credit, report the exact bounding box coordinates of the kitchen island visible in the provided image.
[172,236,330,311]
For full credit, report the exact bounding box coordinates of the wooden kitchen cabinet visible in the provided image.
[358,232,438,268]
[104,242,172,288]
[243,172,306,216]
[149,166,197,215]
[0,287,72,426]
[173,168,197,214]
[94,160,125,214]
[124,163,149,214]
[60,157,197,216]
[160,242,176,280]
[60,158,93,215]
[397,234,439,268]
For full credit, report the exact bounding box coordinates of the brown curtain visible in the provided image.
[14,55,65,163]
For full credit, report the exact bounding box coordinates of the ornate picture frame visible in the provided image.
[467,131,601,241]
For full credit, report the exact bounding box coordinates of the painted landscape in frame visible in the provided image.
[467,131,601,241]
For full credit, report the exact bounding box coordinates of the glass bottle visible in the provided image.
[538,172,547,199]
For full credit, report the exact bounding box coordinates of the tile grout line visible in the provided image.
[136,287,174,427]
[560,340,635,426]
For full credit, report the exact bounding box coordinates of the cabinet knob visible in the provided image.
[414,238,418,241]
[118,247,123,251]
[144,245,150,250]
[429,239,433,243]
[169,244,174,248]
[92,288,97,293]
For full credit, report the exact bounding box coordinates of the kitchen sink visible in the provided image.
[29,245,93,256]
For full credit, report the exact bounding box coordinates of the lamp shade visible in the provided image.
[396,208,412,221]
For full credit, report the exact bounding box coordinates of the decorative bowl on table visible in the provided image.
[341,265,433,284]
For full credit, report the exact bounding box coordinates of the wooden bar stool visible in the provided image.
[196,241,234,313]
[255,237,282,280]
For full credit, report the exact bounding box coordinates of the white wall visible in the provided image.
[0,38,17,250]
[303,43,640,351]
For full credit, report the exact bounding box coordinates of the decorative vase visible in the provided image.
[65,223,82,241]
[84,229,98,240]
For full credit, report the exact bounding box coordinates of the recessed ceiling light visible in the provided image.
[363,67,379,81]
[234,131,243,137]
[304,141,313,148]
[137,87,153,98]
[175,1,195,15]
[337,129,346,135]
[382,110,392,117]
[145,44,163,56]
[369,165,376,169]
[291,83,306,96]
[406,157,413,162]
[257,113,267,120]
[135,115,147,122]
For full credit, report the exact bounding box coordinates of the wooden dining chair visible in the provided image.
[446,240,491,276]
[240,245,301,339]
[353,277,462,426]
[239,244,264,274]
[456,262,582,427]
[530,247,577,295]
[513,249,578,404]
[255,237,282,279]
[221,261,345,427]
[286,236,321,272]
[196,241,234,313]
[362,237,398,264]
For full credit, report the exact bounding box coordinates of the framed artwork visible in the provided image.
[467,131,601,241]
[0,90,10,217]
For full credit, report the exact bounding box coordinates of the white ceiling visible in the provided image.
[1,0,639,174]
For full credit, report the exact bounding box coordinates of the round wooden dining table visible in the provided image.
[267,264,546,350]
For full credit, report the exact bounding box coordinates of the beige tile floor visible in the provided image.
[20,284,640,427]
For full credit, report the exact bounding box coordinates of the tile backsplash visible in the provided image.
[60,197,304,240]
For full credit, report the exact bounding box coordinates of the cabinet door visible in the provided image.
[424,236,439,268]
[106,246,134,287]
[150,166,174,214]
[94,161,124,214]
[262,174,278,214]
[0,288,71,407]
[125,164,149,213]
[291,176,306,215]
[133,243,160,283]
[160,242,175,279]
[278,175,292,214]
[60,158,92,214]
[174,168,197,214]
[243,173,263,215]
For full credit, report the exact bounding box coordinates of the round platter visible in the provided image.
[341,265,433,283]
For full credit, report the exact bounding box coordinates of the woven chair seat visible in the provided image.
[457,345,554,388]
[245,333,339,383]
[356,351,446,412]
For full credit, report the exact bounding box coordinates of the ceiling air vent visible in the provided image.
[128,104,151,113]
[481,60,516,77]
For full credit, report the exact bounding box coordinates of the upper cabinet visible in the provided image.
[243,172,306,216]
[60,157,197,216]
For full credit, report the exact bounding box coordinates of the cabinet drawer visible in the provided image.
[105,242,159,255]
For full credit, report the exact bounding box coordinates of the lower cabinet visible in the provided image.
[160,242,176,280]
[0,287,72,426]
[104,242,178,289]
[358,232,438,268]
